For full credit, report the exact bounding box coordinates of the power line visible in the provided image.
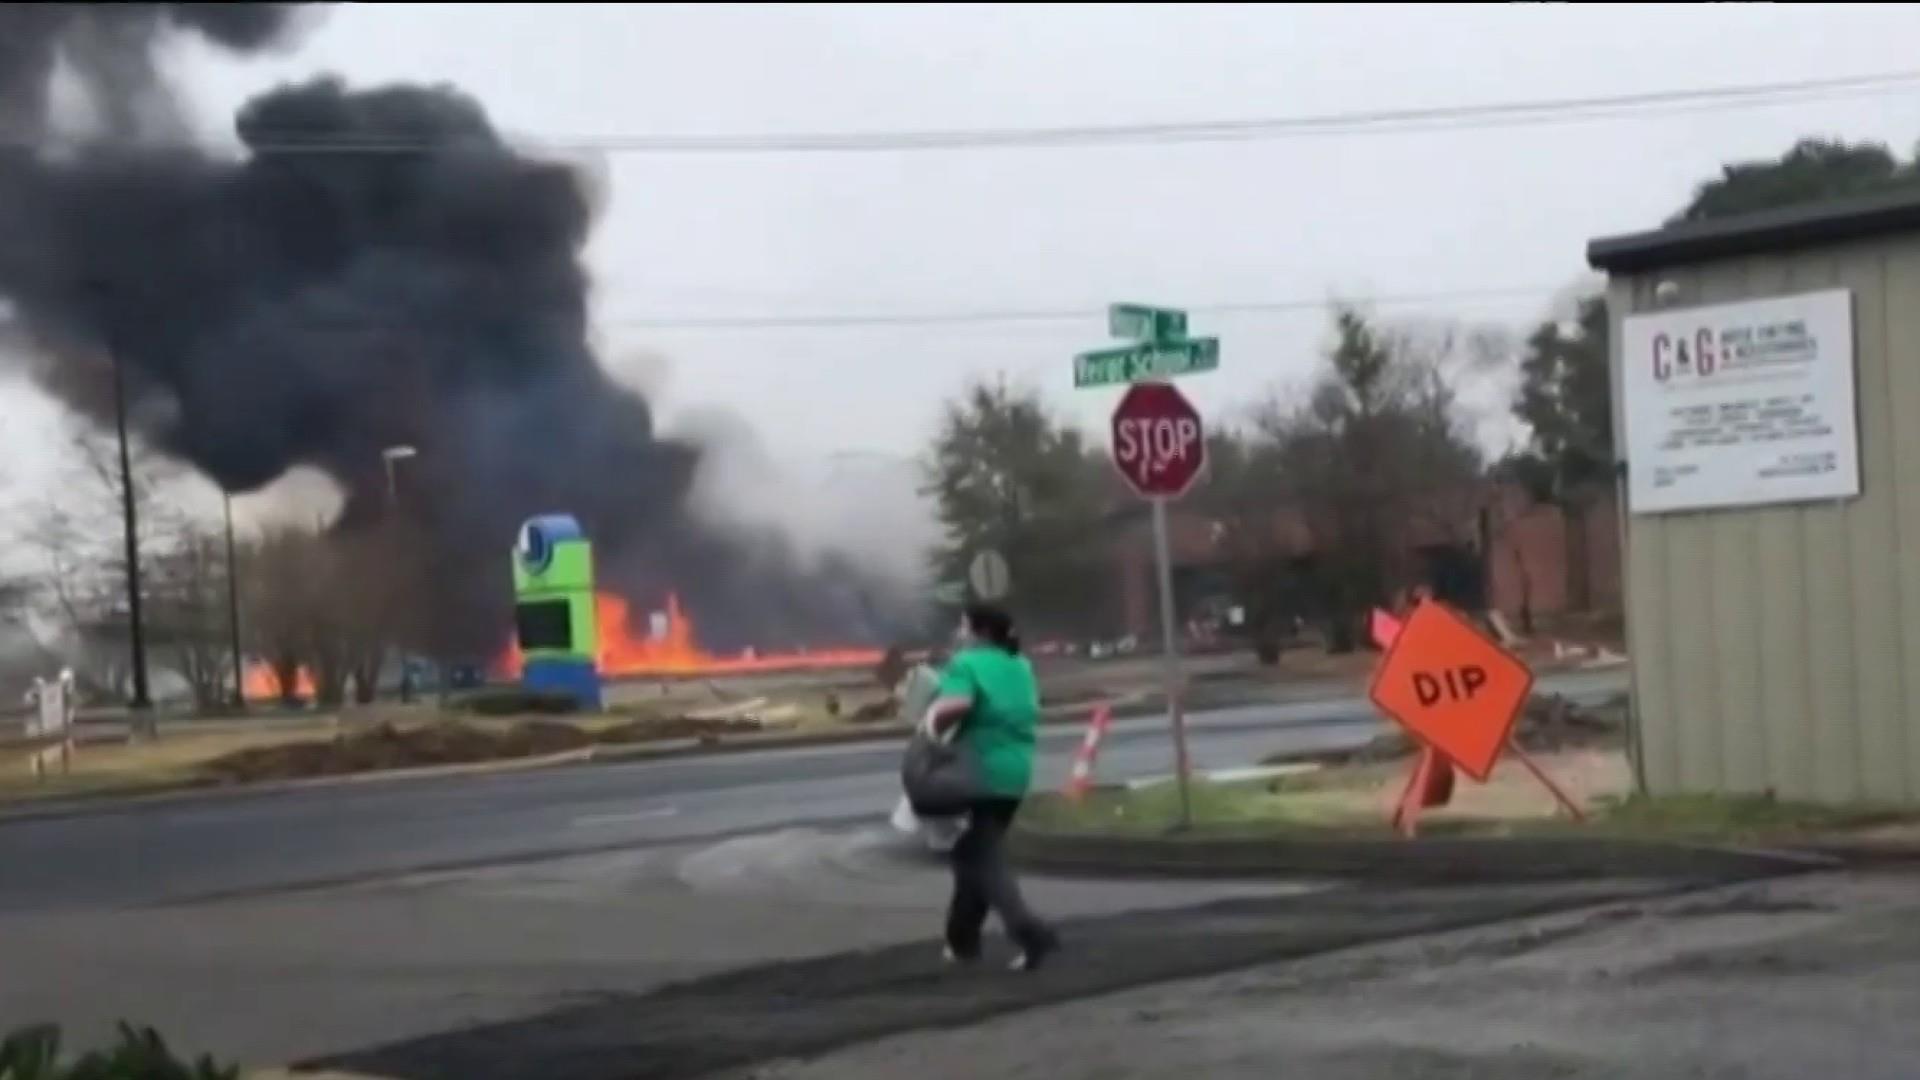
[213,69,1920,155]
[606,285,1563,332]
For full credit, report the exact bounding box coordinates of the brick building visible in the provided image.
[1108,482,1621,641]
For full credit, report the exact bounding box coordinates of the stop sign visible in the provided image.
[1111,381,1206,498]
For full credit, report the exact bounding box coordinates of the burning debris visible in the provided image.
[0,4,911,659]
[497,592,884,680]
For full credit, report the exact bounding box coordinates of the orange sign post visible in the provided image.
[1368,600,1584,835]
[1370,606,1452,830]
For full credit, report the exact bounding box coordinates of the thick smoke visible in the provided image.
[0,5,907,655]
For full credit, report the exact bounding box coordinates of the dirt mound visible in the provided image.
[594,714,765,745]
[1267,693,1626,768]
[1510,693,1625,753]
[204,720,593,783]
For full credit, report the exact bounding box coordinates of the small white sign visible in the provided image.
[1622,288,1859,514]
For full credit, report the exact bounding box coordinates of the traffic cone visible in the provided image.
[1063,703,1114,799]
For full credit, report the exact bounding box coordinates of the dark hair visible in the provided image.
[962,603,1021,655]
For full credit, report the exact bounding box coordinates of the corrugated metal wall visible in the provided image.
[1611,233,1920,803]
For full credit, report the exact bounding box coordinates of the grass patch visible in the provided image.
[1022,774,1920,844]
[1578,792,1920,839]
[1021,778,1391,838]
[0,723,347,803]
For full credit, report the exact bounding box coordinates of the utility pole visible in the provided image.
[223,492,245,710]
[104,297,153,725]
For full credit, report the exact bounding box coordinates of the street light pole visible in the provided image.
[107,323,153,719]
[223,492,245,710]
[380,445,420,704]
[382,444,418,508]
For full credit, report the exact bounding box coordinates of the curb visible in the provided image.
[0,746,603,826]
[581,723,907,765]
[1010,827,1839,885]
[1786,838,1920,867]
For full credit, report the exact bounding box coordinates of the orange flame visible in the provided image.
[498,592,883,679]
[243,662,317,702]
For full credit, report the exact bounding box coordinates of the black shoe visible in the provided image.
[1009,928,1059,972]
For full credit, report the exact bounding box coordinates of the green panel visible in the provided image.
[1108,303,1187,341]
[515,533,598,666]
[570,591,598,656]
[514,539,595,593]
[1073,337,1219,388]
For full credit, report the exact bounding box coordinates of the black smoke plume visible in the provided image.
[0,5,904,657]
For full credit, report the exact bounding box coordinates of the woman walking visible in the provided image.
[922,604,1060,971]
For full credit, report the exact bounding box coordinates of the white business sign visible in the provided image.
[1621,288,1858,514]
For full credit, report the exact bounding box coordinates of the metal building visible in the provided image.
[1588,191,1920,804]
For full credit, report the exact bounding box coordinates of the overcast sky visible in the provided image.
[12,2,1920,538]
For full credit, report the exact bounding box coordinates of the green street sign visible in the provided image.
[1074,336,1220,388]
[1109,303,1188,342]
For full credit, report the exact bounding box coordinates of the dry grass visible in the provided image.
[1026,747,1920,843]
[1027,748,1633,837]
[0,721,346,802]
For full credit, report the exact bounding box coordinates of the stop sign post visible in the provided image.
[1080,303,1215,828]
[1109,379,1207,827]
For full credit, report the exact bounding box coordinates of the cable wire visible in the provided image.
[209,69,1920,155]
[607,285,1562,332]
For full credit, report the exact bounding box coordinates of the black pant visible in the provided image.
[946,798,1050,956]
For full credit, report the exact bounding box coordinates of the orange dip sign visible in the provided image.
[1367,600,1533,782]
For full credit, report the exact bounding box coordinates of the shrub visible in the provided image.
[873,646,908,690]
[0,1023,238,1080]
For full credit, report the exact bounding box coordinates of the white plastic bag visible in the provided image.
[893,796,966,853]
[890,795,922,836]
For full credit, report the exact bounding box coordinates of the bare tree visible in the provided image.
[242,524,322,707]
[241,520,406,709]
[1253,307,1488,650]
[143,525,236,711]
[18,428,194,705]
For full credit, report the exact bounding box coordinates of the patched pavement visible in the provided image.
[684,870,1920,1080]
[316,872,1739,1080]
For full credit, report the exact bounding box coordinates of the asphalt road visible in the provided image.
[0,669,1627,913]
